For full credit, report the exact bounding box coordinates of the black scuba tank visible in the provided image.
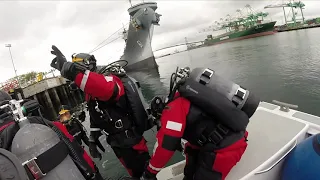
[178,67,260,132]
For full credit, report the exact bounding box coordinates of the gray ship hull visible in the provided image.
[121,2,161,71]
[128,68,167,100]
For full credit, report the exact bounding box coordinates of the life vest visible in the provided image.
[178,67,260,132]
[121,75,152,135]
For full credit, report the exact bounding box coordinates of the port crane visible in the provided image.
[199,4,270,33]
[264,0,305,25]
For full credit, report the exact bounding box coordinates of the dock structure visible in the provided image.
[11,77,84,120]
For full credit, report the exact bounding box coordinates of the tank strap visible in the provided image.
[198,124,230,146]
[23,140,69,179]
[109,128,139,139]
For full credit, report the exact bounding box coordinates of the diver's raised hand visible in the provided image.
[50,45,67,71]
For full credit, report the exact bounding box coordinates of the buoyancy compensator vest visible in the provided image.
[183,104,246,147]
[90,74,152,137]
[91,60,152,137]
[121,75,152,135]
[175,67,260,132]
[1,99,96,180]
[89,96,134,134]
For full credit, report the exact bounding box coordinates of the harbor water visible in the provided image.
[90,28,320,179]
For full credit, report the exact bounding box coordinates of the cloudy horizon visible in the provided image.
[1,0,319,83]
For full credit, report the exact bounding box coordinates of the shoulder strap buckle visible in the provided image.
[199,69,214,85]
[23,157,46,179]
[207,130,223,145]
[197,134,207,146]
[115,119,123,129]
[217,124,229,135]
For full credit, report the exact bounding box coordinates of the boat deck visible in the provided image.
[157,102,316,180]
[226,104,306,180]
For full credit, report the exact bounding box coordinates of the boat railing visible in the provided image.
[272,100,298,112]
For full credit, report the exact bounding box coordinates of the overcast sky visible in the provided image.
[0,0,319,83]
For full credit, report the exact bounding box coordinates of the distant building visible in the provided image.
[0,79,19,92]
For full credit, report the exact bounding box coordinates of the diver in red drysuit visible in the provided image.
[75,69,150,178]
[141,92,248,180]
[50,46,150,178]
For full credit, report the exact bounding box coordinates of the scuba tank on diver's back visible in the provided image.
[0,99,91,180]
[12,123,86,180]
[168,67,260,132]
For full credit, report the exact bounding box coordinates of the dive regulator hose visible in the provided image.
[167,73,187,103]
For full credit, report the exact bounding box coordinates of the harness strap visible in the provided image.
[23,140,69,179]
[198,124,230,146]
[108,128,139,139]
[107,128,142,146]
[109,83,119,102]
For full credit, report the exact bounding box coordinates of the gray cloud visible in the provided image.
[57,1,128,28]
[0,1,58,42]
[0,0,320,83]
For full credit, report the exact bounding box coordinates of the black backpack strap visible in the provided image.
[108,83,119,103]
[23,140,69,179]
[198,124,230,146]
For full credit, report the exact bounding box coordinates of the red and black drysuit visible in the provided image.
[74,70,150,178]
[62,118,90,147]
[0,116,103,180]
[146,94,248,180]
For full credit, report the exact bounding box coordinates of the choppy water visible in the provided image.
[90,28,320,179]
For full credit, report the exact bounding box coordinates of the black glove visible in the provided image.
[89,142,102,160]
[69,81,78,91]
[50,45,67,71]
[60,62,79,81]
[140,170,157,180]
[61,61,91,81]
